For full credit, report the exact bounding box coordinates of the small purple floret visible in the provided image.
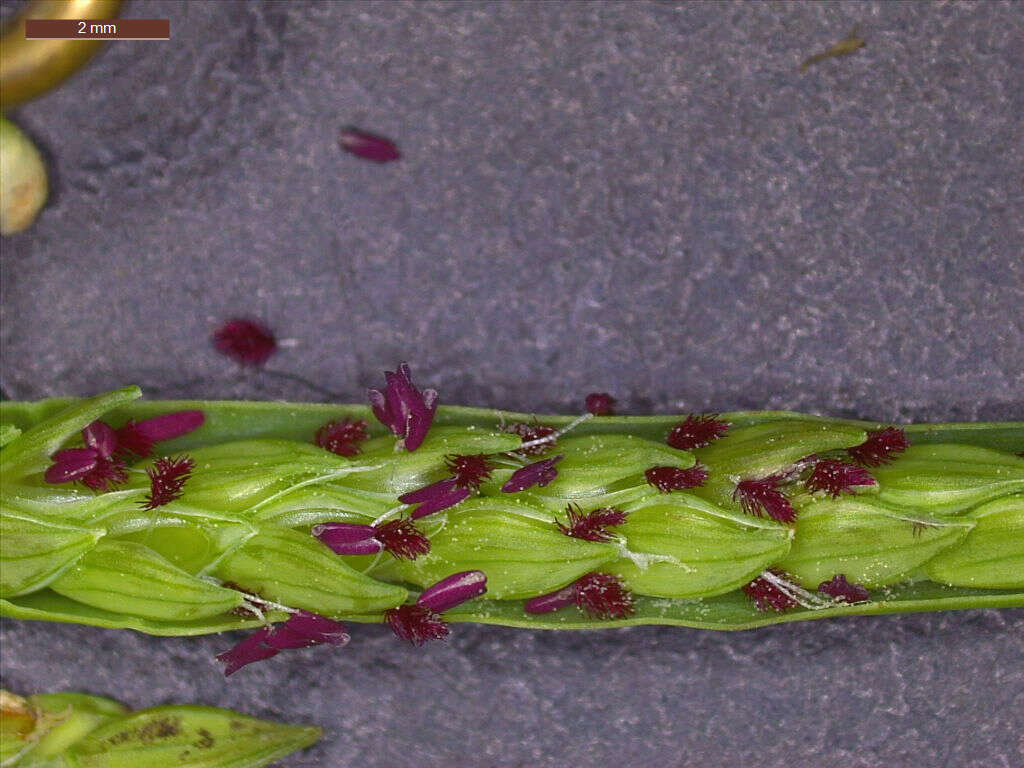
[312,522,384,556]
[400,478,471,518]
[216,611,348,676]
[502,455,564,493]
[417,570,487,613]
[339,127,401,163]
[368,362,438,452]
[216,627,279,676]
[266,610,350,649]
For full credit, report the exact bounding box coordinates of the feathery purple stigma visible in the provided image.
[445,453,495,490]
[501,455,563,493]
[315,418,369,457]
[386,571,487,645]
[212,318,277,367]
[338,126,401,163]
[733,475,797,523]
[368,362,438,452]
[115,411,205,458]
[504,422,558,456]
[385,605,449,645]
[525,573,635,620]
[557,504,627,542]
[666,414,730,450]
[585,392,616,416]
[847,427,910,467]
[645,464,708,492]
[817,574,870,604]
[140,456,194,510]
[742,570,798,612]
[216,611,348,676]
[373,518,431,560]
[399,478,472,519]
[805,458,876,498]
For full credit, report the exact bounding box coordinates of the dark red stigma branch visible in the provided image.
[386,571,488,646]
[557,504,627,542]
[742,570,799,612]
[315,418,370,457]
[847,427,909,467]
[805,458,876,498]
[140,456,195,510]
[645,464,708,492]
[666,414,730,450]
[212,318,277,367]
[505,422,558,456]
[733,475,797,523]
[524,573,635,620]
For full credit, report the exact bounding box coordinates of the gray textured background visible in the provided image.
[1,1,1022,766]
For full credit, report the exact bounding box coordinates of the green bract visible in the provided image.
[777,497,972,588]
[0,389,1022,636]
[611,493,792,598]
[391,498,618,599]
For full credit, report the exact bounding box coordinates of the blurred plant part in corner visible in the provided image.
[0,688,321,768]
[1,1,122,234]
[0,116,47,234]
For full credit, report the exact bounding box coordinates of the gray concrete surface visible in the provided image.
[1,1,1022,766]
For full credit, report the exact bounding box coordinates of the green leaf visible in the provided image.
[48,540,245,621]
[211,528,407,615]
[0,509,104,597]
[925,493,1024,588]
[526,435,694,501]
[393,498,617,599]
[0,388,141,483]
[777,497,973,588]
[611,493,792,598]
[62,705,319,768]
[873,444,1024,515]
[692,420,867,509]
